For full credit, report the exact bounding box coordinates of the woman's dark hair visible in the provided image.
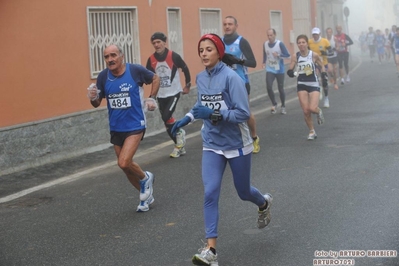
[296,34,308,43]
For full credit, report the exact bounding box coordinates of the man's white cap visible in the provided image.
[312,27,321,35]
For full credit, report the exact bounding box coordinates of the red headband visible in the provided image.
[198,33,225,59]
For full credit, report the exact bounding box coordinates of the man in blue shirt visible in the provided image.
[222,16,261,154]
[88,44,160,212]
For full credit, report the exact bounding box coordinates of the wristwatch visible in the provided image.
[149,95,156,100]
[186,82,191,88]
[210,110,223,125]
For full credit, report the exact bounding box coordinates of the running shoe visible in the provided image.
[136,195,154,212]
[175,128,186,148]
[307,130,317,140]
[257,193,273,229]
[252,136,260,154]
[346,75,350,83]
[323,97,330,108]
[271,105,277,114]
[192,245,218,266]
[139,171,154,201]
[340,78,344,85]
[317,109,325,125]
[169,147,186,158]
[281,107,287,115]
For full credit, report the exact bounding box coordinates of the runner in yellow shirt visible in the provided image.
[308,27,331,108]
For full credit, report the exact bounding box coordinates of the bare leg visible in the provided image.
[247,112,257,139]
[114,133,146,191]
[246,83,258,140]
[207,238,217,249]
[328,62,339,90]
[297,91,321,131]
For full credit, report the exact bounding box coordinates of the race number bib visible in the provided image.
[108,92,132,109]
[268,60,280,70]
[200,93,227,111]
[297,62,313,76]
[337,42,346,52]
[159,76,171,88]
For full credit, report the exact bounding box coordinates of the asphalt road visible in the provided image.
[1,52,399,266]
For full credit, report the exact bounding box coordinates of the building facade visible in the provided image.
[0,0,317,175]
[316,0,346,36]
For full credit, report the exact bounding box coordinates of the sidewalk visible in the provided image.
[0,122,190,200]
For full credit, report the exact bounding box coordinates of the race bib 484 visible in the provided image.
[108,92,132,109]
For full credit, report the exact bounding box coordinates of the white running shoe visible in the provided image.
[192,245,218,266]
[307,130,317,140]
[323,97,330,108]
[169,147,186,158]
[136,195,154,212]
[257,193,273,229]
[271,105,277,114]
[341,78,345,85]
[175,128,186,148]
[281,107,287,115]
[346,75,350,83]
[139,171,154,201]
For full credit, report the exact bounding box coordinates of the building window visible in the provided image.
[270,11,283,41]
[199,9,222,36]
[87,7,140,78]
[167,8,183,57]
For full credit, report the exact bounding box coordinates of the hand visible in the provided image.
[287,69,295,78]
[87,83,100,101]
[193,105,214,120]
[171,116,191,136]
[182,82,191,95]
[144,98,157,112]
[222,53,241,66]
[182,86,190,95]
[321,72,328,87]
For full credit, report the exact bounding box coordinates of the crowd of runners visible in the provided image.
[86,17,399,266]
[358,25,399,73]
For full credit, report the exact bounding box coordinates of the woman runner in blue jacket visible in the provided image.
[172,33,272,266]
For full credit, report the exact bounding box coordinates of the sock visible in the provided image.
[209,247,216,255]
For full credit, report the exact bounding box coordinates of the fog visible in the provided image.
[344,0,398,38]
